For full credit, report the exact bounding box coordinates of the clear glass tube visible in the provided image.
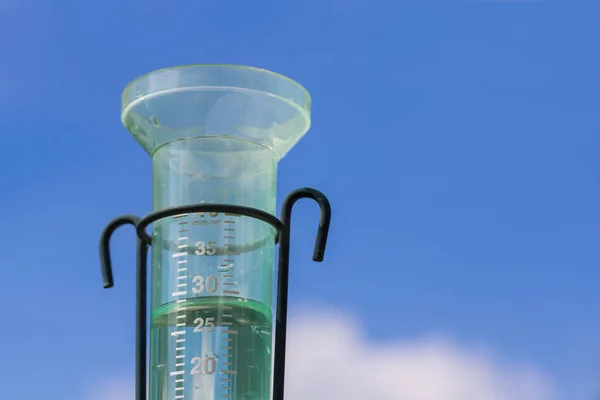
[121,65,311,400]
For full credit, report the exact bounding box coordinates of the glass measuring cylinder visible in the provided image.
[121,65,311,400]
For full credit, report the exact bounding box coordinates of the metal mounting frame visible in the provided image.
[99,188,331,400]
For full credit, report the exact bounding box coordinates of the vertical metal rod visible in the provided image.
[273,188,332,400]
[136,239,149,400]
[273,224,291,400]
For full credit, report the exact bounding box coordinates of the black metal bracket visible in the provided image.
[99,188,331,400]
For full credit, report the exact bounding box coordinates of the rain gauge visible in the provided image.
[99,64,332,400]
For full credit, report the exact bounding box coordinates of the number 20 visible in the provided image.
[191,356,216,375]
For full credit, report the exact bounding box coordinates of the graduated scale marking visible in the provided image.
[167,210,242,399]
[168,215,190,400]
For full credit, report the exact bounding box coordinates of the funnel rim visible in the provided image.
[121,64,311,113]
[120,64,312,159]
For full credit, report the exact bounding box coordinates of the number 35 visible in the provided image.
[195,241,216,256]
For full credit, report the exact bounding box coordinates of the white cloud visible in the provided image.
[285,304,555,400]
[85,376,134,400]
[88,304,556,400]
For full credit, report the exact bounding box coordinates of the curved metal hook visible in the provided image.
[99,214,141,288]
[273,187,332,400]
[279,187,332,261]
[99,214,147,400]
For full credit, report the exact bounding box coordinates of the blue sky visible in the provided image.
[1,0,599,399]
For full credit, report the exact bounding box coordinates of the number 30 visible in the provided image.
[192,275,218,294]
